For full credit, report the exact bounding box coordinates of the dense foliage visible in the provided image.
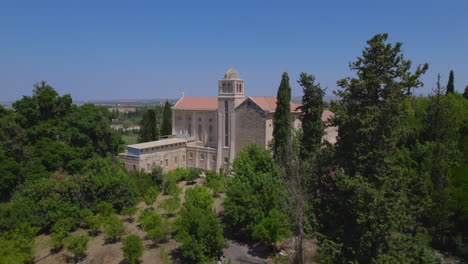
[175,186,227,263]
[224,144,285,237]
[298,73,325,159]
[161,100,172,136]
[273,72,292,163]
[0,82,123,201]
[138,108,159,143]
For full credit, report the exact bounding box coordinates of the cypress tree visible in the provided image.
[298,73,325,160]
[317,34,433,263]
[463,84,468,99]
[138,109,159,143]
[446,70,454,94]
[273,72,292,164]
[160,100,172,137]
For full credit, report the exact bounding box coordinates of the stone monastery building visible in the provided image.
[118,68,335,172]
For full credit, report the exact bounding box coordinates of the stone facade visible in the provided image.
[118,68,335,173]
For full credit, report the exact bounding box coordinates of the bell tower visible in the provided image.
[217,68,244,171]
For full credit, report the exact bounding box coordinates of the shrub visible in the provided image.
[104,215,125,242]
[83,214,101,236]
[166,181,182,197]
[122,234,144,264]
[144,186,159,206]
[252,208,290,244]
[138,209,170,243]
[96,201,115,216]
[158,197,181,217]
[121,205,137,222]
[50,230,69,251]
[66,234,89,262]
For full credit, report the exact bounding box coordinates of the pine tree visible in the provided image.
[298,73,325,160]
[446,70,455,95]
[317,33,434,263]
[273,72,292,164]
[160,100,172,137]
[138,109,159,143]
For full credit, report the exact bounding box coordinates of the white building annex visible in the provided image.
[118,68,336,173]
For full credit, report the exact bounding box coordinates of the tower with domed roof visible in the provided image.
[217,68,244,170]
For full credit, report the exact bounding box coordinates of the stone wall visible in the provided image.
[234,99,266,155]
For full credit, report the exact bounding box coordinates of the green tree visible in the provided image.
[463,84,468,99]
[96,201,115,216]
[138,108,159,143]
[66,234,89,262]
[138,209,170,243]
[122,234,144,264]
[446,70,455,94]
[273,73,292,164]
[150,165,164,185]
[160,100,172,136]
[224,144,283,233]
[253,208,291,244]
[175,186,227,263]
[318,33,435,263]
[144,186,159,206]
[121,206,137,222]
[158,197,181,217]
[0,224,38,264]
[104,215,125,242]
[298,73,325,159]
[205,170,225,195]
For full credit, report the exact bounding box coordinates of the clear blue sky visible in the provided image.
[1,0,467,101]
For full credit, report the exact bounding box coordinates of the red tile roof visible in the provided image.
[173,97,218,110]
[250,97,300,112]
[321,110,334,122]
[173,96,301,112]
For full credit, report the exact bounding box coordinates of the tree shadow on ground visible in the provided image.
[223,226,275,260]
[170,247,190,264]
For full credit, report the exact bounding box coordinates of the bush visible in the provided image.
[96,201,115,216]
[138,209,170,243]
[158,197,181,217]
[186,168,200,182]
[66,234,89,262]
[205,170,225,195]
[129,170,154,197]
[83,214,101,236]
[0,224,38,264]
[50,230,69,251]
[144,186,159,206]
[151,166,164,185]
[104,215,125,242]
[252,209,290,244]
[122,234,144,264]
[121,205,137,222]
[166,181,182,197]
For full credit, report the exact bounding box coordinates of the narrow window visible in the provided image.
[175,157,178,164]
[224,101,229,147]
[165,159,168,167]
[198,124,202,141]
[208,125,213,142]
